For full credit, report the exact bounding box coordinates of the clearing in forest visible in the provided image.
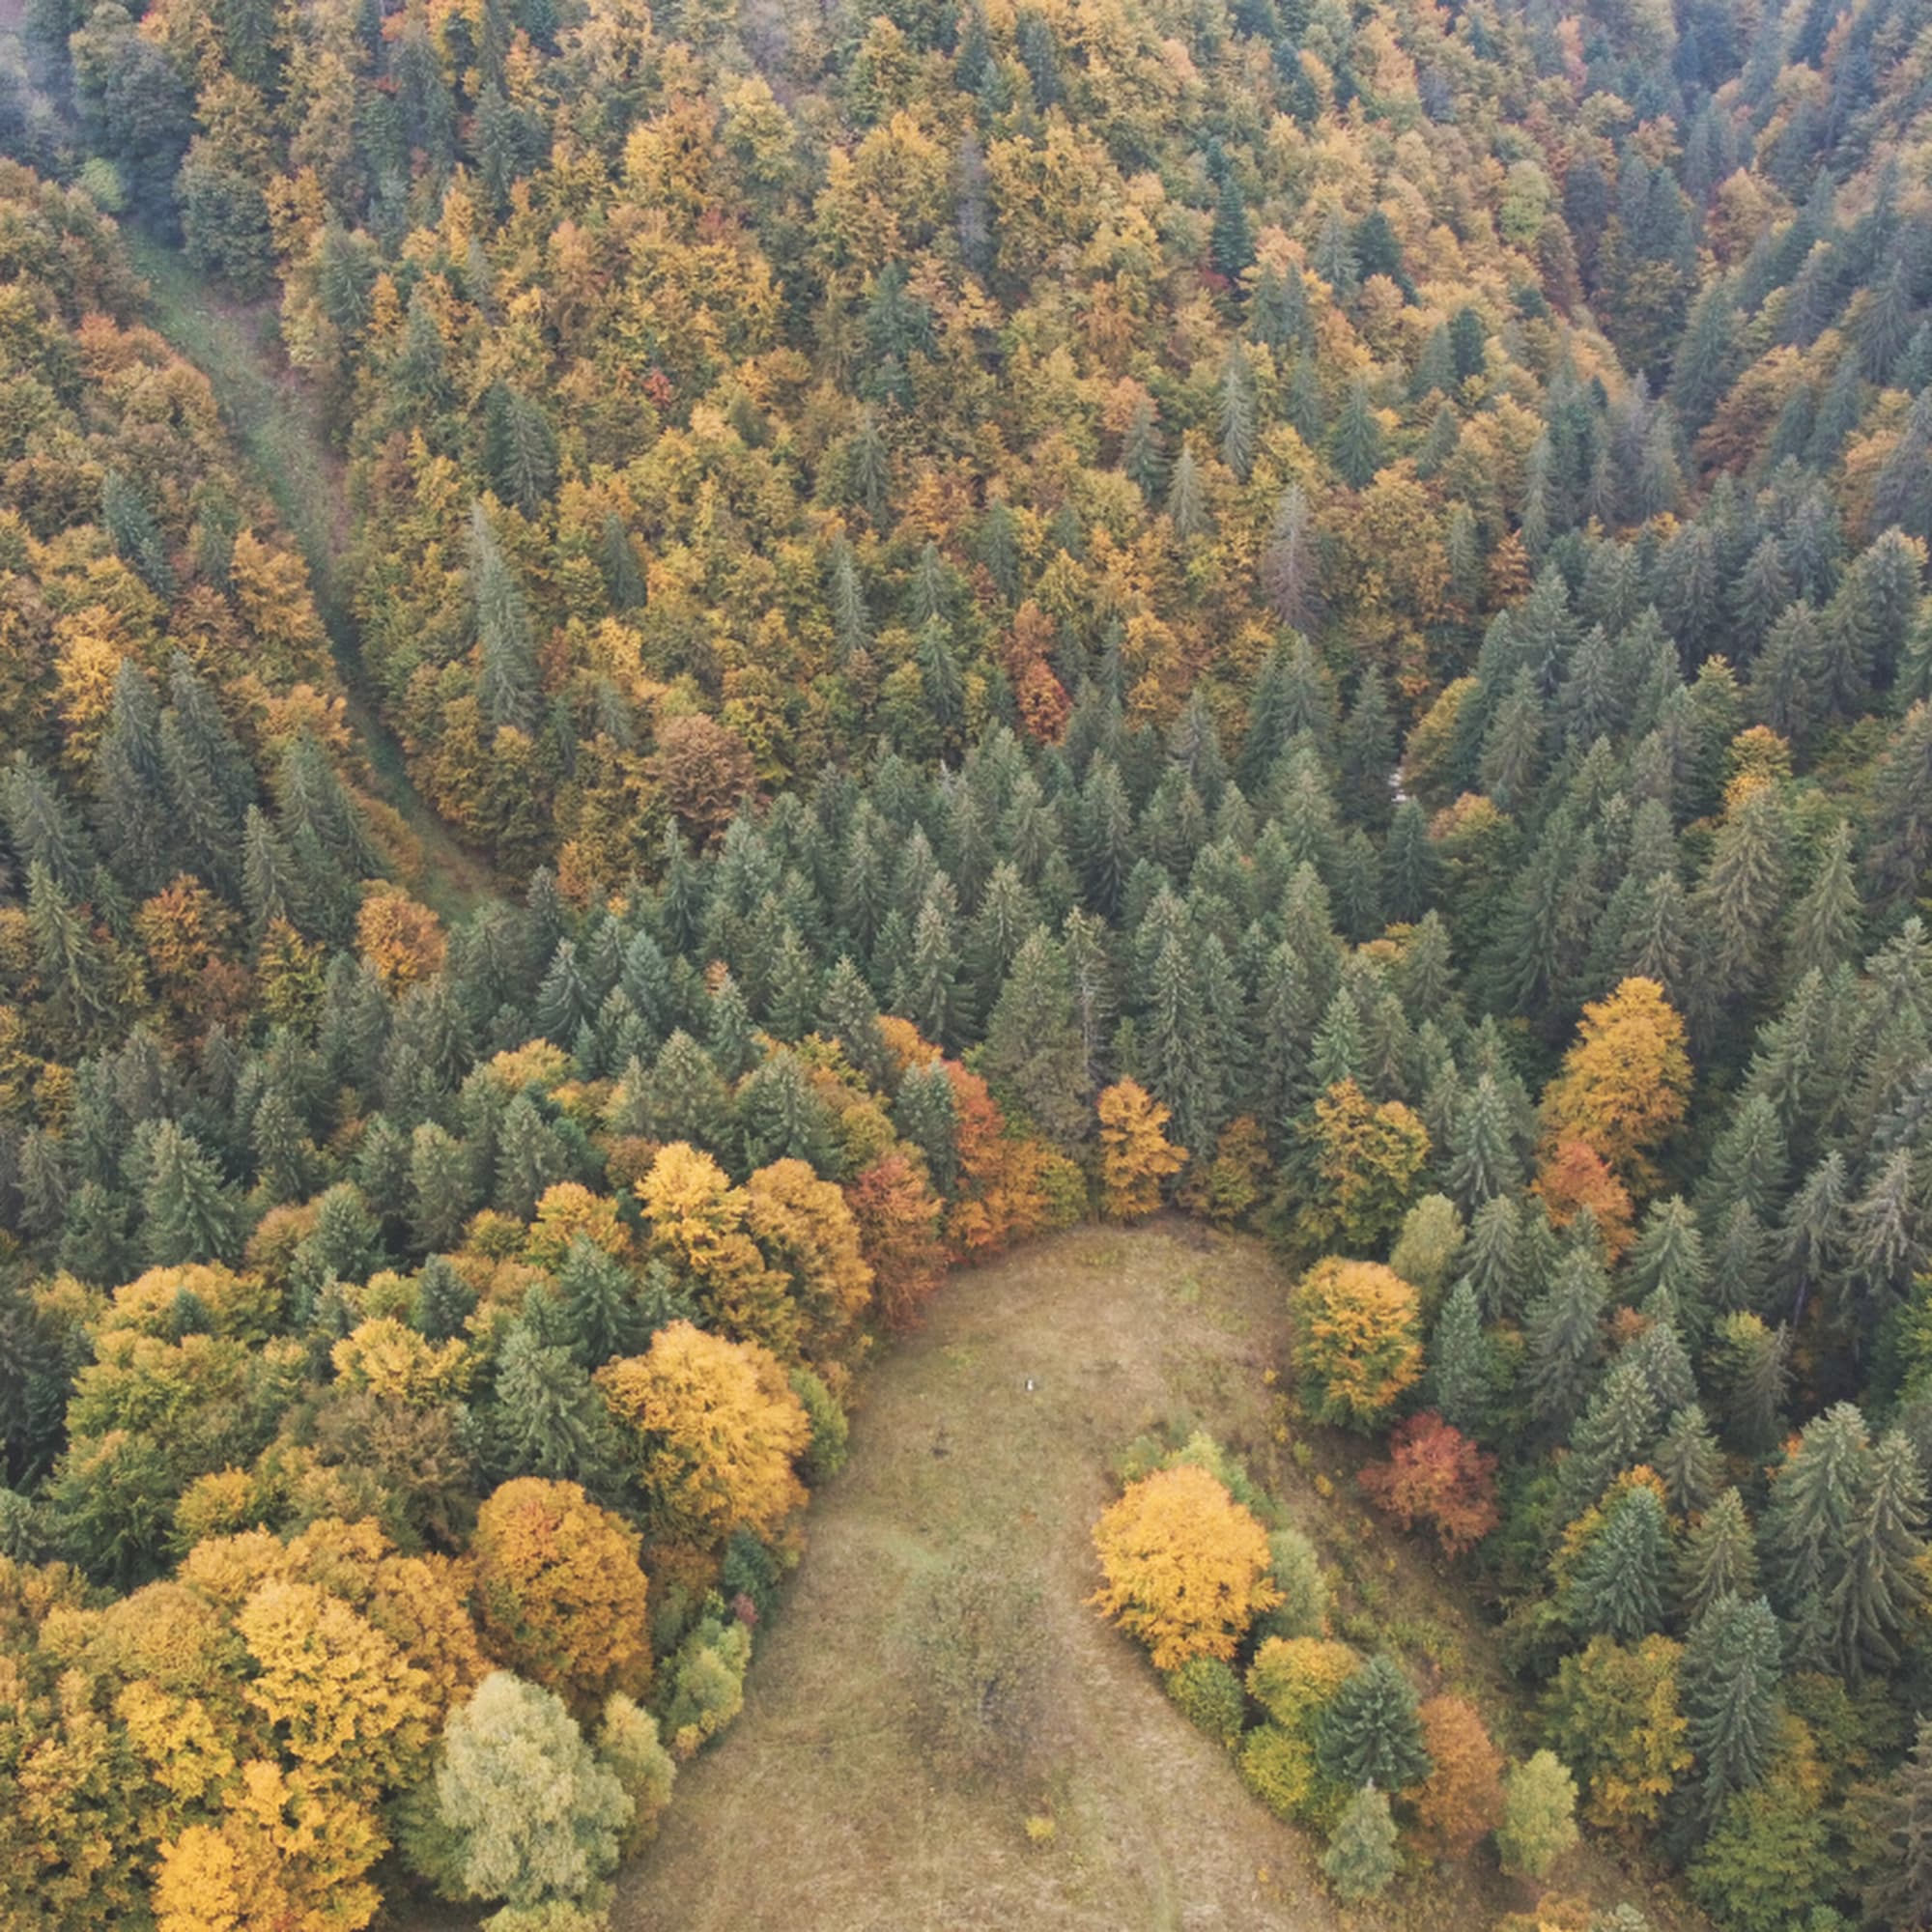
[614,1223,1464,1932]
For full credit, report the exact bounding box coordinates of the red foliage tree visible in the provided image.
[844,1151,948,1330]
[1357,1411,1500,1557]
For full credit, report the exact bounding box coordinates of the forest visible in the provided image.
[2,0,1932,1918]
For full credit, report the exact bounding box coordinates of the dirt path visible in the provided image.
[613,1223,1356,1932]
[127,236,497,923]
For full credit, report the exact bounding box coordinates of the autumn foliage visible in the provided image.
[1289,1259,1424,1431]
[1540,979,1691,1195]
[1412,1695,1506,1856]
[1358,1411,1501,1557]
[1096,1079,1187,1222]
[470,1478,652,1716]
[1091,1464,1281,1671]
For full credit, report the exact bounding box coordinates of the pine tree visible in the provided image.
[1315,1655,1433,1790]
[411,1252,478,1343]
[1165,443,1210,540]
[1462,1194,1523,1321]
[1654,1404,1723,1517]
[893,885,966,1051]
[1562,1354,1661,1514]
[1678,1488,1759,1622]
[490,1322,621,1491]
[483,383,559,517]
[89,659,171,894]
[1523,1247,1608,1421]
[1680,1592,1781,1827]
[1331,376,1382,488]
[5,756,100,900]
[100,468,175,599]
[1864,1717,1932,1931]
[1218,345,1257,482]
[1629,1196,1711,1338]
[1825,1426,1927,1679]
[1321,1784,1398,1901]
[141,1121,241,1265]
[1429,1279,1495,1437]
[470,500,540,732]
[556,1236,643,1370]
[1210,172,1255,282]
[895,1061,959,1195]
[642,1032,732,1148]
[1446,1074,1522,1216]
[983,929,1091,1150]
[535,939,597,1046]
[1763,1401,1868,1633]
[1567,1484,1667,1640]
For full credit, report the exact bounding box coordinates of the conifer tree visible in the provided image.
[1429,1279,1495,1437]
[1321,1784,1398,1902]
[1316,1655,1432,1791]
[469,501,540,733]
[140,1121,242,1265]
[1680,1592,1781,1828]
[1678,1488,1759,1622]
[1523,1248,1607,1420]
[1567,1484,1668,1640]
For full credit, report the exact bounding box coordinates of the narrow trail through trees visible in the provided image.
[128,236,498,922]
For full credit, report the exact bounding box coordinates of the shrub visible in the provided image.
[1164,1656,1245,1747]
[1497,1749,1579,1878]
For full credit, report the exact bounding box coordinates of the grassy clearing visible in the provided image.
[126,235,497,923]
[603,1222,1693,1932]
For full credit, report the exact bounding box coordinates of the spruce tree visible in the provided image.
[1523,1247,1609,1422]
[141,1121,241,1265]
[1321,1784,1398,1901]
[1680,1592,1781,1827]
[1429,1278,1495,1437]
[1678,1487,1759,1622]
[1315,1655,1433,1791]
[556,1236,643,1370]
[1567,1484,1667,1640]
[469,501,540,732]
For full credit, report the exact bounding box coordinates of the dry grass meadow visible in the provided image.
[607,1221,1689,1932]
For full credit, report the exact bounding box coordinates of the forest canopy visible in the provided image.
[3,0,1932,1918]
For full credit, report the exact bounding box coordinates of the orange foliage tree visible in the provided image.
[843,1151,947,1329]
[1532,1138,1635,1258]
[470,1477,652,1716]
[1358,1411,1501,1556]
[943,1061,1054,1257]
[1090,1463,1281,1670]
[1289,1258,1424,1431]
[1412,1694,1506,1857]
[1096,1078,1187,1221]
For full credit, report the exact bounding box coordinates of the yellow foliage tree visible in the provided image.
[1096,1079,1187,1221]
[154,1760,385,1932]
[354,886,445,991]
[595,1321,810,1548]
[1289,1257,1423,1431]
[1539,978,1691,1194]
[1090,1463,1281,1670]
[235,1580,437,1790]
[743,1157,873,1363]
[639,1144,797,1357]
[470,1477,652,1715]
